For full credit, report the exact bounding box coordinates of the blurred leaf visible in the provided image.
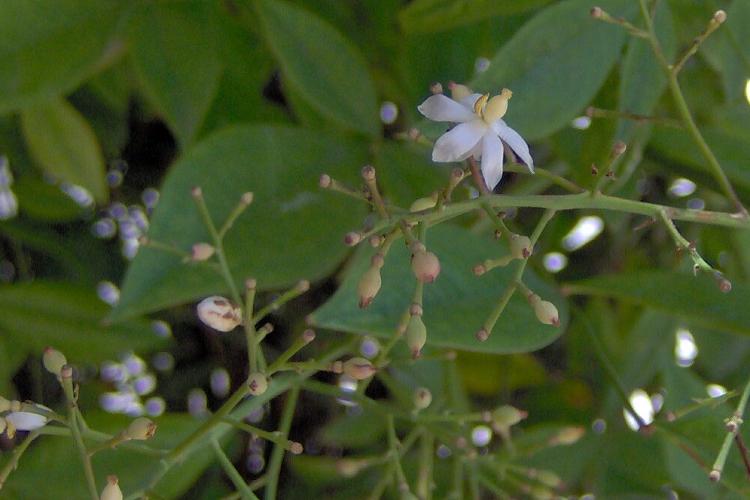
[373,141,448,207]
[128,1,222,146]
[13,176,81,222]
[318,412,387,449]
[701,0,750,103]
[457,352,547,395]
[111,125,368,321]
[311,224,568,354]
[617,0,675,141]
[0,0,125,114]
[471,0,636,141]
[0,281,164,362]
[255,0,379,137]
[649,126,750,201]
[398,0,552,34]
[565,271,750,336]
[19,98,108,203]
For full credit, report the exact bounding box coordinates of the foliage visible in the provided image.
[0,0,750,498]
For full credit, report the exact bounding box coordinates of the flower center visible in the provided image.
[475,88,513,124]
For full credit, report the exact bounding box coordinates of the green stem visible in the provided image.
[266,332,314,375]
[711,377,750,481]
[658,209,715,273]
[386,415,409,492]
[245,280,258,374]
[252,282,309,327]
[417,431,434,500]
[62,374,98,500]
[264,386,299,500]
[0,430,40,490]
[211,439,258,500]
[481,201,513,239]
[220,418,301,453]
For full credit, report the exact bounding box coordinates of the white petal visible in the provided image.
[432,121,486,163]
[493,120,534,173]
[417,95,475,123]
[460,93,485,109]
[6,411,48,431]
[480,133,504,190]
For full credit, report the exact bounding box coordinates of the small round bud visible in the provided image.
[371,254,385,268]
[319,174,332,188]
[411,251,441,283]
[448,82,472,101]
[709,469,721,482]
[302,329,316,343]
[289,442,304,455]
[492,405,527,429]
[509,234,532,259]
[429,82,443,94]
[612,141,627,157]
[410,196,437,212]
[60,364,74,379]
[342,357,376,380]
[451,167,464,180]
[336,458,369,477]
[405,314,427,359]
[413,387,432,410]
[408,128,421,141]
[714,272,732,293]
[590,6,603,18]
[247,372,268,396]
[361,165,376,181]
[409,303,423,316]
[197,296,242,332]
[344,231,362,246]
[191,186,202,198]
[100,475,123,500]
[534,300,560,327]
[245,278,257,290]
[240,192,254,205]
[295,279,310,293]
[473,264,486,276]
[357,266,382,308]
[191,242,215,261]
[43,347,67,377]
[550,426,585,445]
[713,10,727,23]
[475,329,489,342]
[125,417,157,440]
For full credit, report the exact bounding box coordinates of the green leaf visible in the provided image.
[19,98,108,203]
[617,0,675,140]
[310,224,567,354]
[128,1,222,146]
[0,281,165,362]
[255,0,379,137]
[399,0,553,34]
[111,125,369,321]
[13,175,82,222]
[470,0,636,141]
[565,271,750,336]
[701,0,750,103]
[0,0,125,114]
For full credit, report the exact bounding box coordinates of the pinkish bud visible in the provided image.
[534,300,560,327]
[344,232,362,246]
[100,475,123,500]
[197,296,242,332]
[411,251,440,283]
[240,192,254,205]
[361,165,376,181]
[429,82,443,94]
[191,242,215,261]
[319,174,332,188]
[43,347,67,377]
[590,6,603,18]
[713,10,727,23]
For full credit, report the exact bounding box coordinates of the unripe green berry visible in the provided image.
[405,314,427,359]
[342,357,376,380]
[509,234,532,259]
[409,195,437,212]
[100,475,123,500]
[357,266,382,308]
[247,372,268,396]
[43,347,67,378]
[411,250,440,283]
[413,387,432,410]
[125,417,157,440]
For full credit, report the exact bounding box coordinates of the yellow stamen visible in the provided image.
[473,94,489,116]
[483,88,513,123]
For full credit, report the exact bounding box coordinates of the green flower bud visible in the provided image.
[125,417,157,440]
[536,470,562,488]
[100,475,123,500]
[357,266,382,308]
[43,347,67,378]
[491,405,527,430]
[550,426,585,446]
[411,251,440,283]
[247,372,268,396]
[533,300,560,327]
[413,387,432,410]
[405,314,427,359]
[409,194,437,212]
[342,357,376,380]
[509,234,532,259]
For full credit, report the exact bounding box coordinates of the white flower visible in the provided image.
[418,84,534,190]
[5,411,48,431]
